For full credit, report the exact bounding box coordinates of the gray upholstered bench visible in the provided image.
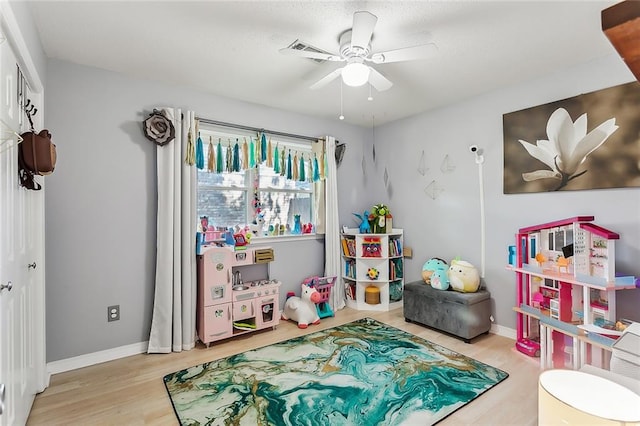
[403,280,492,343]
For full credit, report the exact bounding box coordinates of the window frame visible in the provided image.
[196,125,319,240]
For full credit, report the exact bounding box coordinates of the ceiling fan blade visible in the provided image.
[310,67,344,90]
[369,43,438,64]
[368,67,393,92]
[350,11,377,50]
[279,47,342,62]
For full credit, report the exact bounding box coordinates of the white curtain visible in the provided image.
[147,109,197,353]
[323,136,344,311]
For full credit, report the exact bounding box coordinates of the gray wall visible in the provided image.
[367,54,640,328]
[44,53,640,362]
[44,59,367,362]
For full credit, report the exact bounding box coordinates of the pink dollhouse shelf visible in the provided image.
[578,324,623,337]
[506,265,637,290]
[513,306,616,351]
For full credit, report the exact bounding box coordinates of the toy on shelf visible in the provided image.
[365,285,381,304]
[367,268,379,279]
[362,236,382,257]
[233,233,248,250]
[353,210,371,234]
[303,276,336,319]
[282,283,322,328]
[292,214,302,234]
[369,204,392,233]
[248,212,265,236]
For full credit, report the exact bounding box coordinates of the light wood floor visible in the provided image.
[27,308,540,425]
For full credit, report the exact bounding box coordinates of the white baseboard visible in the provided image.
[44,324,516,378]
[47,341,149,377]
[491,323,517,340]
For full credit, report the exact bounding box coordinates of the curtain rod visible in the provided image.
[195,117,321,142]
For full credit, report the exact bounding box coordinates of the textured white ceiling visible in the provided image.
[28,0,620,127]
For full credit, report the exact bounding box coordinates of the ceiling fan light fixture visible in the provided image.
[341,62,370,87]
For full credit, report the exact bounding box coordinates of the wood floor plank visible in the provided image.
[27,308,540,425]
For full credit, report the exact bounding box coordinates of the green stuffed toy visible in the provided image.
[370,204,392,233]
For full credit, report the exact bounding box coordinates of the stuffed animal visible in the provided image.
[249,212,265,236]
[421,258,448,284]
[370,204,391,233]
[431,268,450,290]
[282,284,322,329]
[353,210,371,234]
[448,259,480,293]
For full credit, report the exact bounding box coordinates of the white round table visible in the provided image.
[539,369,640,425]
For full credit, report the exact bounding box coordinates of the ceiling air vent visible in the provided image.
[286,40,330,63]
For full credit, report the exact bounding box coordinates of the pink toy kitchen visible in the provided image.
[197,245,281,346]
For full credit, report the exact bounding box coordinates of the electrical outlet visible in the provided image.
[107,305,120,322]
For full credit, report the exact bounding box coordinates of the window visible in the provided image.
[196,126,321,238]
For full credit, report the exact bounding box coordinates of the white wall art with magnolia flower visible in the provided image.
[503,81,640,194]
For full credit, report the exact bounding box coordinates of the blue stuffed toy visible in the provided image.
[430,268,450,290]
[352,210,371,233]
[421,257,449,290]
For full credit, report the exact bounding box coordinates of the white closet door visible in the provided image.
[0,24,45,426]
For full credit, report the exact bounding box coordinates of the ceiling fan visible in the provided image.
[280,11,438,92]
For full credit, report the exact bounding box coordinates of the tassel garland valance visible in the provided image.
[191,129,327,182]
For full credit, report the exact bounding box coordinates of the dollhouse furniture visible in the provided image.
[509,216,637,369]
[341,229,404,311]
[196,245,280,346]
[403,281,492,343]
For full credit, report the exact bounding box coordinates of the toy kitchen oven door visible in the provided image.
[258,293,277,325]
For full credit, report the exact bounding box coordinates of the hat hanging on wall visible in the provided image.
[143,109,175,146]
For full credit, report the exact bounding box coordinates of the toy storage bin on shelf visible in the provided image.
[403,281,492,343]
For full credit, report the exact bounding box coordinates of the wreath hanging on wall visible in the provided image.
[143,109,175,146]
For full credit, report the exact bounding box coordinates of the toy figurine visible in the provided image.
[224,229,235,245]
[370,204,392,233]
[353,210,371,234]
[292,214,302,234]
[200,216,209,233]
[249,212,265,236]
[282,284,322,329]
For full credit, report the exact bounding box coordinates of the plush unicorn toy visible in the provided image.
[282,284,322,329]
[249,212,265,236]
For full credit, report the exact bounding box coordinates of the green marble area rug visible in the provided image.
[163,317,508,425]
